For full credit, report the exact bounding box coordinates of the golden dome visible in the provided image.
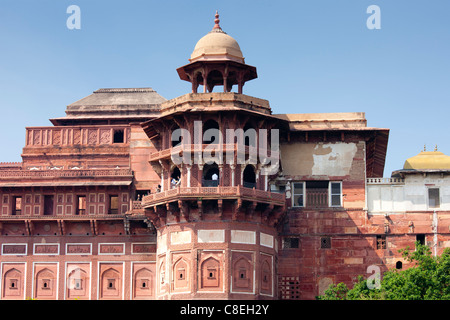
[190,12,245,64]
[403,150,450,170]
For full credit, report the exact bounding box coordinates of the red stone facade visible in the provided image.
[2,13,446,301]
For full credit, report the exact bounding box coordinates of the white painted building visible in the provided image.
[367,149,450,213]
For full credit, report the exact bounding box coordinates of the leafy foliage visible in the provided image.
[317,242,450,300]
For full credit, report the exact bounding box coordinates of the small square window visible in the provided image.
[73,279,82,290]
[140,279,149,289]
[113,130,124,143]
[9,279,18,289]
[207,269,216,279]
[42,279,51,290]
[107,279,116,290]
[321,237,331,249]
[177,268,185,280]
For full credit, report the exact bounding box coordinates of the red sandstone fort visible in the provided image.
[0,12,448,300]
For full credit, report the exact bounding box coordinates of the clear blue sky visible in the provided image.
[0,0,449,176]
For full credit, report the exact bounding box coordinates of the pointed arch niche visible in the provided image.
[2,265,25,299]
[199,251,224,291]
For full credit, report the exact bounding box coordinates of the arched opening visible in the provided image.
[173,258,188,290]
[171,167,181,188]
[233,256,252,290]
[171,125,182,147]
[396,261,403,270]
[206,70,223,92]
[226,71,237,92]
[202,163,219,187]
[203,119,220,145]
[195,72,204,93]
[201,257,221,289]
[243,165,256,189]
[243,122,257,147]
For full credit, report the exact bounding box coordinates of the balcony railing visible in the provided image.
[305,188,328,208]
[142,185,285,207]
[366,178,405,185]
[149,144,279,162]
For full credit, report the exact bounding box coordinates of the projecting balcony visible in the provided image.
[141,185,285,208]
[148,144,279,162]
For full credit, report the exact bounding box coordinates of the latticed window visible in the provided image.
[278,276,300,300]
[283,237,299,249]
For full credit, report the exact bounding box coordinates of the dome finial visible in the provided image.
[213,10,221,30]
[435,144,438,152]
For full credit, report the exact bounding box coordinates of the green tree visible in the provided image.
[317,242,450,300]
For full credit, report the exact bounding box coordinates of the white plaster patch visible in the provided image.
[311,142,357,176]
[260,233,274,248]
[231,230,256,244]
[197,229,225,243]
[157,233,167,254]
[170,230,191,245]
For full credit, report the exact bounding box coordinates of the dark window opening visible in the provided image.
[12,196,22,215]
[9,280,17,289]
[243,165,256,188]
[42,280,50,290]
[396,261,403,270]
[76,196,86,215]
[321,236,331,249]
[202,120,219,145]
[416,234,426,246]
[202,164,219,187]
[43,195,54,216]
[171,126,182,147]
[243,123,257,147]
[113,129,124,143]
[376,235,386,250]
[109,195,119,214]
[283,237,299,249]
[171,167,181,188]
[135,190,150,201]
[107,279,115,289]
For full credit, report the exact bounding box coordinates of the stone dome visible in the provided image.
[189,12,245,64]
[403,150,450,170]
